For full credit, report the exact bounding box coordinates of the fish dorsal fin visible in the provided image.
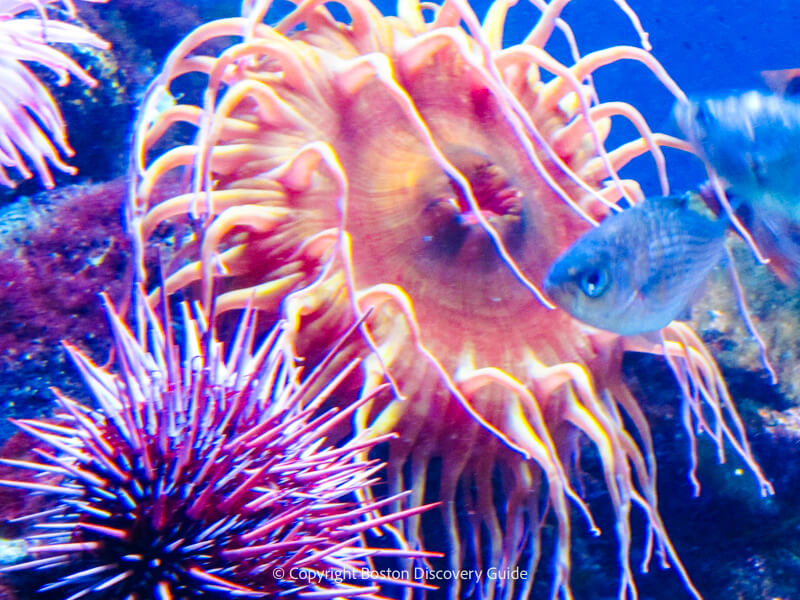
[644,193,687,211]
[662,193,690,209]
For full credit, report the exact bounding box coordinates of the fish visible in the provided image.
[543,196,727,336]
[674,85,800,281]
[674,90,800,220]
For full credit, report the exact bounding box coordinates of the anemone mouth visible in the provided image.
[344,139,561,347]
[336,62,590,353]
[335,46,585,300]
[415,149,526,264]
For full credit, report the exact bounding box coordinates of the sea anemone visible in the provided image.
[0,0,110,189]
[0,293,434,599]
[131,0,771,597]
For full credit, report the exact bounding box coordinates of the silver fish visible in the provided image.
[675,91,800,218]
[543,196,727,336]
[675,89,800,280]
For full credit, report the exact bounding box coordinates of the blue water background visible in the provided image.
[474,0,799,197]
[506,0,800,196]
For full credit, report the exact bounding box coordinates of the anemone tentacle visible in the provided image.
[0,0,110,188]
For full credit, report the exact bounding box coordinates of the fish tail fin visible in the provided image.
[697,181,745,218]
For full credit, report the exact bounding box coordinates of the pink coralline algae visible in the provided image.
[0,179,130,417]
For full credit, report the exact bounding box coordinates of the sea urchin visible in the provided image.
[0,293,434,599]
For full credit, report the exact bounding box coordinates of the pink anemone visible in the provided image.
[0,0,109,188]
[131,0,772,597]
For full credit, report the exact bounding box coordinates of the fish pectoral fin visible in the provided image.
[683,265,718,315]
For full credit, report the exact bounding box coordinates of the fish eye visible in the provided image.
[578,268,609,298]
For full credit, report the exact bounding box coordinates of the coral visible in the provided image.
[0,174,191,438]
[692,239,800,401]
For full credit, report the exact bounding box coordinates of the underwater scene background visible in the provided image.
[0,1,799,599]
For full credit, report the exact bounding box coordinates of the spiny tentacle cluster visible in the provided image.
[0,294,434,599]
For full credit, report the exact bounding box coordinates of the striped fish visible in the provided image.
[543,196,727,335]
[675,90,800,221]
[675,86,800,281]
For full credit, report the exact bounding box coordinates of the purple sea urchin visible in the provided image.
[0,293,434,599]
